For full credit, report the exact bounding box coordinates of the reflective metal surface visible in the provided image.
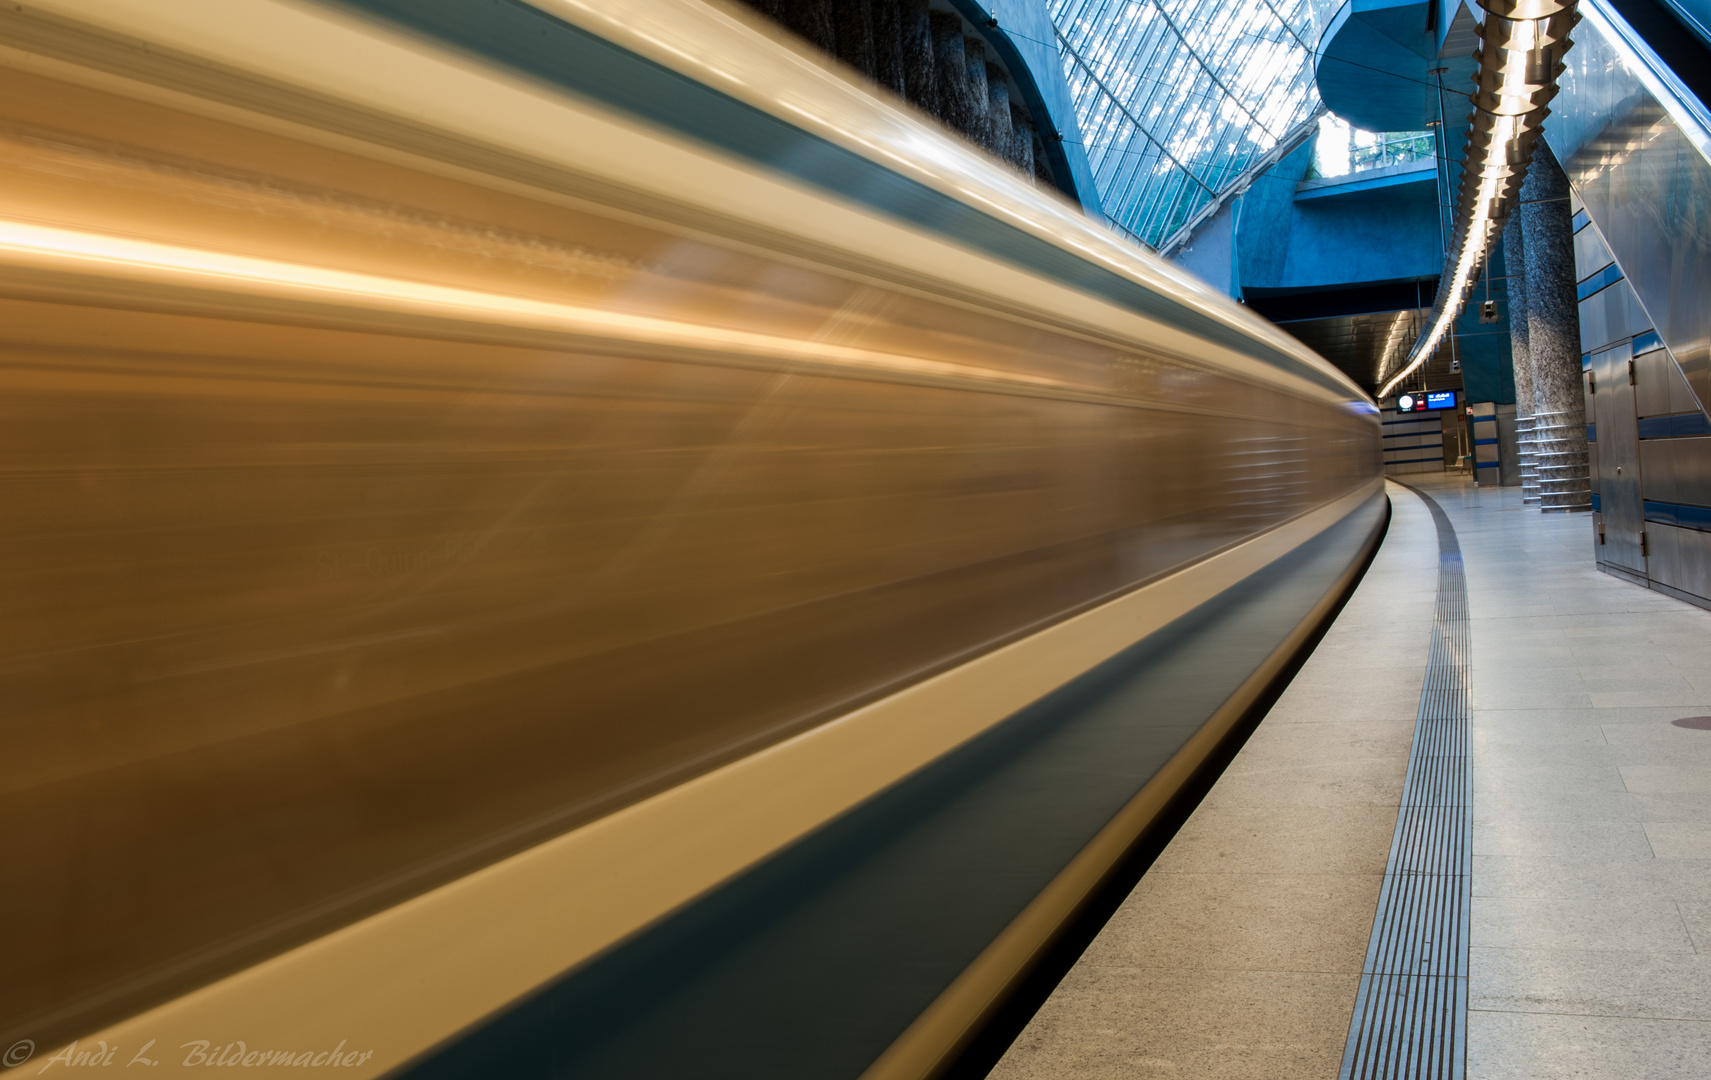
[1648,520,1711,599]
[1551,0,1711,415]
[1572,219,1615,282]
[0,0,1377,1053]
[1636,342,1678,416]
[1577,275,1651,355]
[1592,342,1646,567]
[1675,435,1711,506]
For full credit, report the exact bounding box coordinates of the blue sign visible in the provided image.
[1425,390,1457,410]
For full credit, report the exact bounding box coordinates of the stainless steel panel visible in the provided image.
[1674,436,1711,506]
[1574,223,1615,282]
[1670,352,1703,415]
[1551,2,1711,419]
[1636,343,1675,416]
[1497,403,1520,485]
[1586,370,1601,496]
[1576,278,1650,355]
[1648,522,1711,601]
[1640,437,1677,502]
[1579,279,1625,353]
[1594,342,1646,569]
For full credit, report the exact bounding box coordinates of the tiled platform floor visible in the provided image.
[1410,475,1711,1080]
[992,476,1711,1079]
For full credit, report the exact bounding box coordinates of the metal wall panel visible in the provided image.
[1551,2,1711,411]
[1577,278,1649,353]
[1636,344,1676,417]
[1471,401,1500,484]
[1587,368,1601,502]
[1648,521,1711,601]
[1573,222,1615,282]
[1640,438,1678,503]
[1669,351,1707,415]
[1676,436,1711,506]
[1497,403,1521,485]
[1595,342,1646,569]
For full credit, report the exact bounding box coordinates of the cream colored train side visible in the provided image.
[0,0,1381,1075]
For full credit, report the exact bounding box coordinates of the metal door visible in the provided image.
[1594,342,1645,570]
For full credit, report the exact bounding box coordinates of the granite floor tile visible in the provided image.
[1470,686,1596,710]
[1600,722,1711,750]
[991,968,1359,1080]
[1253,686,1422,722]
[1470,724,1609,748]
[1472,896,1694,954]
[1620,766,1711,794]
[1472,791,1645,825]
[1473,818,1656,860]
[1092,872,1381,974]
[1475,705,1709,726]
[1643,821,1711,859]
[1472,854,1711,900]
[1679,902,1711,953]
[1471,765,1628,794]
[1148,803,1397,875]
[1477,742,1705,767]
[1232,720,1415,765]
[1283,664,1425,694]
[1196,762,1404,807]
[1629,793,1711,822]
[1466,1011,1711,1080]
[1471,946,1711,1020]
[1590,685,1706,709]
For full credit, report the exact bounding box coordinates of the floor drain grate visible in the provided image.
[1339,484,1470,1080]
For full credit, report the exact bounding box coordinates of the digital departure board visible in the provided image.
[1395,391,1456,412]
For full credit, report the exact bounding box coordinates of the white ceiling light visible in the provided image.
[1377,0,1579,400]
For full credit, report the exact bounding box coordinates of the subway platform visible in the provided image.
[993,477,1711,1080]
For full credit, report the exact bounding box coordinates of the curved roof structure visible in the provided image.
[1047,0,1323,248]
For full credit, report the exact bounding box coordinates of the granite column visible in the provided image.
[1519,142,1590,511]
[1503,213,1541,504]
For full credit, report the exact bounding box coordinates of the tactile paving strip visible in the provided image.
[1339,484,1470,1080]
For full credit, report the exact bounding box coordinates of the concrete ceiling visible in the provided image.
[1273,306,1460,394]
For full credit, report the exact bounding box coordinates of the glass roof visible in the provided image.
[1047,0,1323,249]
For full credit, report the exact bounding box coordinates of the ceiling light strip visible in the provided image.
[1377,0,1579,401]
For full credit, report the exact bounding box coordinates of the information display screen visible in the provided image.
[1395,391,1457,412]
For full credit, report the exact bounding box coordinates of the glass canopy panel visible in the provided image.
[1047,0,1322,248]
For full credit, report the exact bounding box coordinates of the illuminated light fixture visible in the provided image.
[1378,0,1579,400]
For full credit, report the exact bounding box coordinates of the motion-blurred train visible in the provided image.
[0,0,1381,1075]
